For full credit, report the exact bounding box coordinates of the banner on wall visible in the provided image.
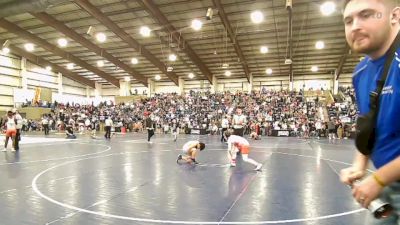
[40,87,52,103]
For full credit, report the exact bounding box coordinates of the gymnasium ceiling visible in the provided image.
[0,0,359,88]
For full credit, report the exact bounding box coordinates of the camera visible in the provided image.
[368,198,393,219]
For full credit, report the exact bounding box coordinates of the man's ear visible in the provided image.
[391,7,400,24]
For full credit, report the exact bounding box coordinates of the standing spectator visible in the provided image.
[2,110,16,152]
[221,116,229,142]
[232,108,246,136]
[42,116,49,135]
[315,120,322,139]
[104,116,113,139]
[13,109,22,151]
[327,120,336,140]
[171,119,179,142]
[145,113,155,143]
[339,0,400,223]
[337,123,344,139]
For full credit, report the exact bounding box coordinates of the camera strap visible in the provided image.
[369,32,400,124]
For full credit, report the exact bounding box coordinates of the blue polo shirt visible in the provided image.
[353,49,400,169]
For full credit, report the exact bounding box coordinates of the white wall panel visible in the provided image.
[27,78,58,90]
[155,81,179,93]
[0,55,20,69]
[0,74,20,87]
[62,85,86,96]
[102,88,119,96]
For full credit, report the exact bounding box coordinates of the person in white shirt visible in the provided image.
[104,116,113,139]
[13,109,23,151]
[42,116,49,135]
[3,110,17,152]
[171,119,179,142]
[224,131,262,171]
[232,108,246,136]
[177,140,206,164]
[221,116,230,142]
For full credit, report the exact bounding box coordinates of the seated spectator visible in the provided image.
[65,124,76,139]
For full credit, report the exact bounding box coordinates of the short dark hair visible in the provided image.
[199,142,205,151]
[224,130,232,138]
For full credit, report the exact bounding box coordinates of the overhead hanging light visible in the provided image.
[131,57,138,64]
[250,11,264,24]
[97,60,104,67]
[320,1,336,16]
[260,46,269,54]
[140,26,151,37]
[24,43,34,52]
[169,54,177,61]
[67,63,74,70]
[191,19,203,31]
[311,66,318,72]
[155,75,161,80]
[188,73,194,79]
[57,38,68,47]
[315,41,325,49]
[2,47,10,54]
[95,32,106,42]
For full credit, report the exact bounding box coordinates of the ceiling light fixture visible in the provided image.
[131,57,138,64]
[2,47,10,54]
[86,26,94,36]
[155,75,161,80]
[57,38,68,48]
[95,32,106,42]
[320,1,336,16]
[225,71,231,77]
[140,26,151,37]
[24,43,34,52]
[266,68,272,75]
[191,19,203,31]
[206,8,213,20]
[188,73,194,79]
[97,60,104,67]
[311,66,318,72]
[169,54,177,61]
[251,11,264,24]
[260,46,269,54]
[315,41,325,49]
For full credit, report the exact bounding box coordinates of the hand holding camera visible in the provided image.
[340,168,393,219]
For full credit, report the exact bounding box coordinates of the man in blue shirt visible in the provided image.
[340,0,400,224]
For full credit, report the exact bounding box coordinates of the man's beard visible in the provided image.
[351,39,382,55]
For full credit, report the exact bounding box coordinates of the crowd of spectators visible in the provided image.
[4,89,361,139]
[326,87,358,139]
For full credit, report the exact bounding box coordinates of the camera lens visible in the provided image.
[369,199,393,219]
